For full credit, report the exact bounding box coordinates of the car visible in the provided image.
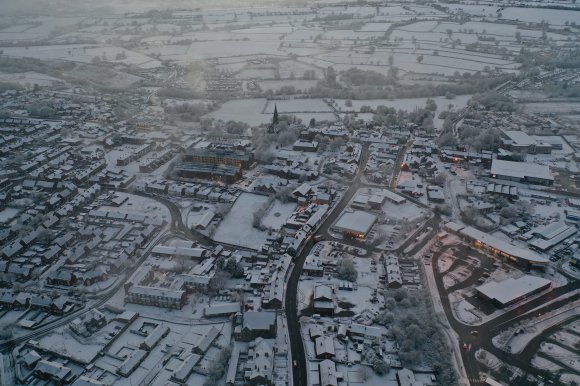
[470,330,478,335]
[293,360,299,368]
[462,343,468,350]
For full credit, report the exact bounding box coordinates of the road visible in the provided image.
[286,140,445,386]
[430,243,580,385]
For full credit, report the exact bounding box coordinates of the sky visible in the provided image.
[0,0,314,15]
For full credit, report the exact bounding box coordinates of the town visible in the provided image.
[0,1,579,386]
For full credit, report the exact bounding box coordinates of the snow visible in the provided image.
[213,192,270,250]
[260,201,298,230]
[0,208,19,224]
[493,295,580,354]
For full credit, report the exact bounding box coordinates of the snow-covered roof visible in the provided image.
[476,275,551,306]
[490,159,553,182]
[502,130,535,146]
[458,226,549,264]
[334,210,377,235]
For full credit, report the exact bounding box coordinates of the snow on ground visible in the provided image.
[451,296,482,325]
[204,98,269,125]
[99,192,170,222]
[34,327,106,364]
[493,296,580,354]
[437,252,455,273]
[261,200,297,230]
[531,355,563,372]
[213,192,270,249]
[475,349,502,371]
[560,373,580,386]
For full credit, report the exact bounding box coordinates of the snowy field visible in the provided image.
[261,200,298,230]
[213,192,270,249]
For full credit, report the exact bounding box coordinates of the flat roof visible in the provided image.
[476,275,551,305]
[503,130,535,146]
[459,226,549,264]
[334,211,377,235]
[490,159,553,181]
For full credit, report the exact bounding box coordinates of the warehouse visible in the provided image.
[332,211,377,239]
[444,222,549,267]
[475,275,551,308]
[490,159,553,186]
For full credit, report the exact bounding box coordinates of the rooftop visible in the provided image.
[476,275,551,305]
[490,159,553,181]
[334,210,377,235]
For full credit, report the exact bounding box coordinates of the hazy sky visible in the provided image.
[0,0,314,15]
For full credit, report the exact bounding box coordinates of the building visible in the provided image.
[332,211,377,239]
[192,326,220,354]
[475,275,551,308]
[313,284,335,316]
[293,139,319,152]
[319,359,339,386]
[396,368,424,386]
[174,162,242,183]
[203,302,241,318]
[184,148,253,169]
[125,285,187,309]
[236,311,277,341]
[34,360,75,384]
[314,336,336,359]
[244,338,274,385]
[501,130,553,154]
[385,254,403,289]
[445,222,549,267]
[490,159,553,186]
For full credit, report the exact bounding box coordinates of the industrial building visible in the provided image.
[490,159,553,186]
[475,275,551,308]
[501,130,553,154]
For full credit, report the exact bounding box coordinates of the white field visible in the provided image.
[213,192,270,249]
[261,200,298,230]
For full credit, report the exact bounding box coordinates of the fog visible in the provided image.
[0,0,313,15]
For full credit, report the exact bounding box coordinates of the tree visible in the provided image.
[416,55,424,64]
[372,358,390,375]
[336,258,358,282]
[437,133,458,148]
[204,346,232,385]
[433,172,448,186]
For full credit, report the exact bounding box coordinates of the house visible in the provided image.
[313,284,335,316]
[244,338,274,385]
[46,270,77,286]
[236,311,277,341]
[192,326,220,354]
[33,360,74,384]
[125,285,187,309]
[396,368,424,386]
[319,359,339,386]
[314,336,336,359]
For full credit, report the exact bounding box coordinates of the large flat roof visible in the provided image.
[334,210,377,235]
[503,130,535,146]
[476,275,551,306]
[459,226,549,264]
[490,159,553,181]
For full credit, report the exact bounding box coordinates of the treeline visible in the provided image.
[157,87,206,99]
[307,69,513,100]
